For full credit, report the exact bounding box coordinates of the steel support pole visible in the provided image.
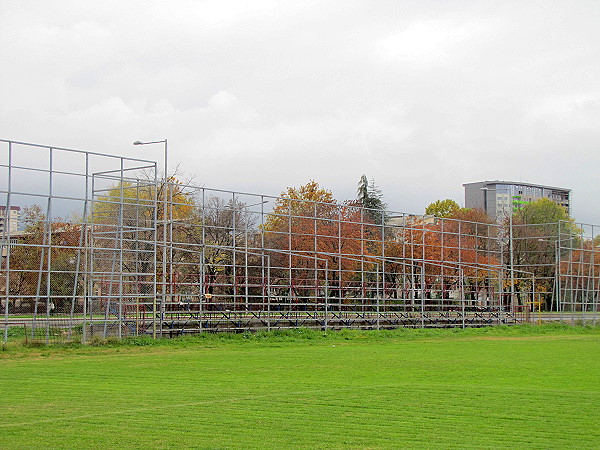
[421,221,426,328]
[83,223,89,343]
[2,142,12,344]
[152,164,158,339]
[592,225,597,325]
[200,188,205,333]
[509,212,515,313]
[460,268,465,329]
[324,260,329,331]
[45,148,54,344]
[232,193,237,307]
[133,140,167,338]
[162,140,167,337]
[244,205,249,310]
[267,255,271,332]
[376,263,380,330]
[118,160,126,338]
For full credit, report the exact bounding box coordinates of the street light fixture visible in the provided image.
[133,139,168,339]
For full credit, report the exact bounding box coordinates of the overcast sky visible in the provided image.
[2,1,599,224]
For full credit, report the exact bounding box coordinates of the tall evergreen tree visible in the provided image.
[356,174,386,224]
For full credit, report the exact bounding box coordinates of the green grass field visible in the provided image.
[1,325,599,449]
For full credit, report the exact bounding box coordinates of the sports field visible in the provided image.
[1,325,599,448]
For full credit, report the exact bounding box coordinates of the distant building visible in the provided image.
[387,214,437,228]
[386,215,437,243]
[0,206,20,234]
[463,181,571,220]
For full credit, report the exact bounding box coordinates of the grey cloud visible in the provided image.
[1,0,599,224]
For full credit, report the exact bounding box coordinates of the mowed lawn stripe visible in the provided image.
[4,387,594,448]
[1,330,599,448]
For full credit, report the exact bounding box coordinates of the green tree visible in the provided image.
[511,198,579,310]
[515,198,571,225]
[425,199,460,218]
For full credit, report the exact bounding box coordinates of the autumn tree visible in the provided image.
[92,177,195,299]
[263,180,336,299]
[93,176,194,227]
[390,208,499,305]
[447,208,499,302]
[263,181,367,302]
[6,205,83,314]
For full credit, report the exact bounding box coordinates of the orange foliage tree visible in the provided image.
[6,206,84,313]
[262,181,371,302]
[387,208,500,303]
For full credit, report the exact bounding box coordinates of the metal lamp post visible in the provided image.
[133,139,167,338]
